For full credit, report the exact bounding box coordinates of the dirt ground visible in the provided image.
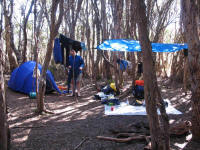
[6,79,200,150]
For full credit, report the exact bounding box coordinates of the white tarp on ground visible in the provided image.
[105,99,182,115]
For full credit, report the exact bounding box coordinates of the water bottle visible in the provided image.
[29,92,36,99]
[111,106,114,111]
[126,99,129,105]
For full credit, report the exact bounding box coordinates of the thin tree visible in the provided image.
[68,0,83,39]
[182,0,200,141]
[101,0,112,80]
[22,0,34,63]
[0,20,9,148]
[92,0,101,85]
[0,52,8,150]
[134,0,170,149]
[37,0,64,113]
[3,0,19,71]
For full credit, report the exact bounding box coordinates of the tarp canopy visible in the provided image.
[8,61,62,94]
[97,39,188,52]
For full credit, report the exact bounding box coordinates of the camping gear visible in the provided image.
[8,61,62,94]
[97,39,188,52]
[29,92,36,99]
[53,34,86,66]
[133,80,144,99]
[133,85,144,99]
[59,34,86,52]
[101,85,114,95]
[117,59,132,71]
[135,80,144,86]
[110,83,117,92]
[94,92,107,100]
[183,49,188,56]
[58,85,67,90]
[133,99,144,106]
[104,99,182,115]
[101,98,120,105]
[137,62,143,74]
[101,83,119,95]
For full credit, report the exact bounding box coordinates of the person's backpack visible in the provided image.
[133,85,144,99]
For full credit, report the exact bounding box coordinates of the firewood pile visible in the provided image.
[97,121,191,150]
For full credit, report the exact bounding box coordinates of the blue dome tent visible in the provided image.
[8,61,62,94]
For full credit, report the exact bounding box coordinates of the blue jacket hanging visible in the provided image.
[53,38,63,64]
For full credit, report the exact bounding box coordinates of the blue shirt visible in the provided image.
[68,55,84,77]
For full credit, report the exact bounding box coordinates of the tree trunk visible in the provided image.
[92,0,101,84]
[3,0,18,72]
[101,0,111,80]
[33,0,44,97]
[134,0,170,149]
[69,0,83,39]
[37,0,64,113]
[0,44,9,150]
[182,0,200,141]
[22,0,34,63]
[111,0,124,90]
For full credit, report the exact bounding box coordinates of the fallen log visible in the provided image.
[116,133,137,138]
[126,121,191,137]
[169,120,191,136]
[97,135,150,143]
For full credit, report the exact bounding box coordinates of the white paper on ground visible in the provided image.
[105,99,182,115]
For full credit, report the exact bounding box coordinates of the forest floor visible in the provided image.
[6,78,200,150]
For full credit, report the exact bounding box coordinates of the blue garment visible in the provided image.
[117,59,128,71]
[120,60,128,71]
[68,55,84,78]
[53,38,63,64]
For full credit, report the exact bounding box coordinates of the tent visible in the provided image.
[8,61,62,94]
[97,39,188,52]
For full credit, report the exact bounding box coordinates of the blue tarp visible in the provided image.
[8,61,62,94]
[97,39,188,52]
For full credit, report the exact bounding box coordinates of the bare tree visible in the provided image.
[68,0,83,39]
[3,0,19,71]
[0,53,8,150]
[110,0,124,89]
[37,0,64,113]
[101,0,112,80]
[134,0,170,149]
[0,19,9,149]
[22,0,34,63]
[92,0,101,84]
[182,0,200,141]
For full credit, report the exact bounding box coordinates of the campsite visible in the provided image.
[1,1,200,150]
[5,78,199,150]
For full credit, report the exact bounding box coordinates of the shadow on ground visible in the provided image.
[7,81,196,150]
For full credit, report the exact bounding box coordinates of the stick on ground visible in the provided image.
[74,137,89,150]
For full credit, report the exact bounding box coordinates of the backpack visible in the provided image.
[133,85,144,99]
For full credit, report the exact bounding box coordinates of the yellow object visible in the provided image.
[110,83,117,92]
[136,99,143,104]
